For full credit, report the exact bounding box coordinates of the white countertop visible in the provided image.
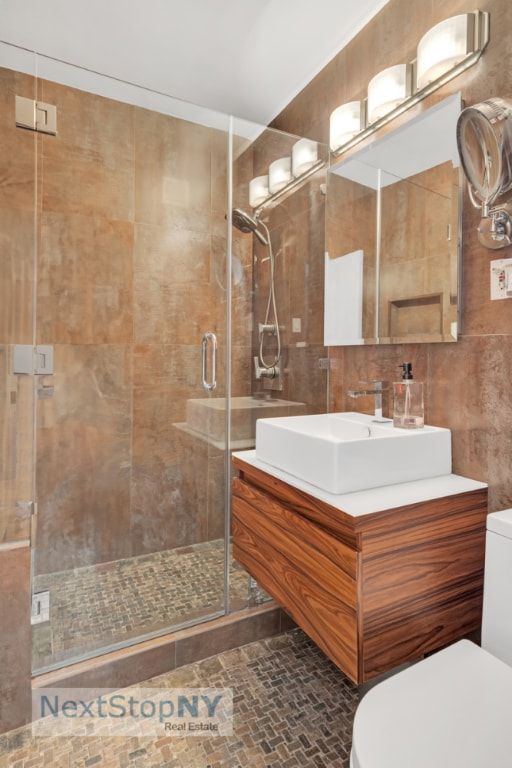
[233,450,487,518]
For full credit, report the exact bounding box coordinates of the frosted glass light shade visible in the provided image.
[292,138,318,176]
[417,14,473,89]
[268,157,293,194]
[367,64,411,124]
[249,175,269,208]
[329,101,363,151]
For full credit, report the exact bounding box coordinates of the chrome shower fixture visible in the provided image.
[259,322,277,338]
[231,208,268,246]
[230,208,282,390]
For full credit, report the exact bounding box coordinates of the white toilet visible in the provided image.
[350,509,512,768]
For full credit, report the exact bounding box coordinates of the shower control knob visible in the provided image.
[254,356,277,380]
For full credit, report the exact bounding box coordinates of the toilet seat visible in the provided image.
[350,639,512,768]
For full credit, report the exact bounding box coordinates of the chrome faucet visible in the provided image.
[347,380,391,422]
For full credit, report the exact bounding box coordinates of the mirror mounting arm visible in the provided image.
[477,202,512,249]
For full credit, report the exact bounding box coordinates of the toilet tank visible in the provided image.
[482,509,512,666]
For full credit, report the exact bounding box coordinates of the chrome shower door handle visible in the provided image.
[202,332,217,392]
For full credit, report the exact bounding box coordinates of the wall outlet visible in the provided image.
[490,257,512,300]
[292,317,302,333]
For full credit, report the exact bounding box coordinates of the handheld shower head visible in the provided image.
[231,208,268,246]
[232,209,280,379]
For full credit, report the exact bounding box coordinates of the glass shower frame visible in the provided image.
[0,41,329,676]
[2,49,238,674]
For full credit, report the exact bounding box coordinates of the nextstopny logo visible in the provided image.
[32,687,233,738]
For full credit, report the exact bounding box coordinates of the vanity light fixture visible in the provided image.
[367,64,412,124]
[329,10,489,156]
[249,175,270,208]
[248,139,325,215]
[268,156,293,194]
[329,101,365,151]
[292,138,319,176]
[417,14,478,90]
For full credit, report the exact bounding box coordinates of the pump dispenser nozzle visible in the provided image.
[399,362,413,380]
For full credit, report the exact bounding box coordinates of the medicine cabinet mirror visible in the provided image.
[325,93,462,345]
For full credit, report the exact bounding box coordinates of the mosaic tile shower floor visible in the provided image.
[1,629,359,767]
[32,541,258,670]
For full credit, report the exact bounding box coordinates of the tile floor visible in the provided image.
[32,541,260,671]
[1,629,360,767]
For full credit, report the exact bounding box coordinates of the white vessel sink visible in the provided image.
[255,411,451,494]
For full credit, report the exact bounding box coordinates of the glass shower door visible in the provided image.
[27,56,232,672]
[0,60,37,569]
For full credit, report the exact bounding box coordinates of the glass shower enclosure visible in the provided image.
[0,43,328,676]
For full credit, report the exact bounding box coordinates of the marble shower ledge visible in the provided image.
[174,422,256,451]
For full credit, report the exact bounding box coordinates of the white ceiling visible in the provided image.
[1,0,390,126]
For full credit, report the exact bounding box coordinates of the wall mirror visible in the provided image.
[325,92,461,345]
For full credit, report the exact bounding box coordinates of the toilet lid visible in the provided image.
[351,640,512,768]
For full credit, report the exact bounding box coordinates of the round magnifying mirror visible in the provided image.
[456,97,512,204]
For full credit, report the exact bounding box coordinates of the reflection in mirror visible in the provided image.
[457,97,512,249]
[325,93,461,345]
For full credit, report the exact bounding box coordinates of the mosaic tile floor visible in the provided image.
[32,541,263,671]
[1,629,360,767]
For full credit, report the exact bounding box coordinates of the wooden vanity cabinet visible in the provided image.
[232,455,488,684]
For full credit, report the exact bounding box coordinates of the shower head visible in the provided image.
[232,208,268,246]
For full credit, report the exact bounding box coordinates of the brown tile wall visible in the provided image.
[272,0,512,514]
[24,79,240,573]
[234,129,330,410]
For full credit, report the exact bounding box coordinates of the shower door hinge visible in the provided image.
[15,500,35,518]
[31,590,50,624]
[13,345,54,375]
[15,95,57,135]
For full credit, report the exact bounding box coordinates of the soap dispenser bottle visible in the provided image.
[393,362,424,429]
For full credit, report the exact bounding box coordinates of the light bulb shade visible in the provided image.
[416,14,474,89]
[329,101,364,151]
[367,64,411,124]
[292,138,318,176]
[249,175,270,208]
[268,157,293,194]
